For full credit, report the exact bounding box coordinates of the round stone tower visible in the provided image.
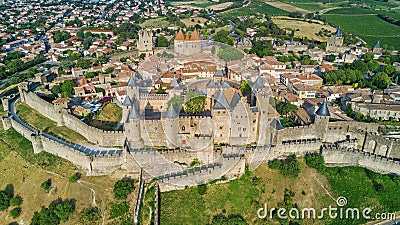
[314,99,330,142]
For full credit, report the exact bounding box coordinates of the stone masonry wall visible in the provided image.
[23,91,124,146]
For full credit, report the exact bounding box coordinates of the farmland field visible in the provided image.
[323,14,400,49]
[289,2,333,12]
[272,16,337,42]
[220,0,288,17]
[265,1,310,14]
[324,7,379,14]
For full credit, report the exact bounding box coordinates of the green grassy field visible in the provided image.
[140,17,170,28]
[323,14,400,49]
[15,101,92,144]
[161,159,400,225]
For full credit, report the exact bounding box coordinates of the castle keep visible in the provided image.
[173,29,202,56]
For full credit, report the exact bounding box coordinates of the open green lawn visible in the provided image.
[161,159,400,225]
[323,14,400,49]
[15,101,91,144]
[140,17,170,28]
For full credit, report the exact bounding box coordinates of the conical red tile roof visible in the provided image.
[175,29,184,41]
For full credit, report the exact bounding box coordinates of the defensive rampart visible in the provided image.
[22,90,124,146]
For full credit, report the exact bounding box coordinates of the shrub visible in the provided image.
[10,196,23,206]
[305,153,325,172]
[80,206,101,224]
[113,179,134,200]
[109,202,129,219]
[41,179,51,191]
[197,184,207,195]
[69,173,80,183]
[268,154,300,177]
[0,190,10,211]
[10,207,21,218]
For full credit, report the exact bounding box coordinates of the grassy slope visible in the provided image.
[0,105,130,225]
[161,160,400,225]
[95,103,122,122]
[15,101,91,144]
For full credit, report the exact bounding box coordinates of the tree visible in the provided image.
[155,35,168,47]
[68,173,80,183]
[10,207,21,218]
[80,207,101,224]
[372,72,391,89]
[362,52,374,62]
[197,184,207,195]
[212,30,234,46]
[59,60,74,72]
[113,179,134,200]
[54,201,75,222]
[240,80,251,94]
[305,153,325,172]
[184,92,205,114]
[51,85,62,95]
[61,80,76,98]
[383,65,396,75]
[367,60,379,72]
[105,67,114,74]
[268,154,300,177]
[0,190,10,211]
[76,58,91,69]
[139,53,146,60]
[251,40,273,57]
[41,179,51,191]
[10,196,22,206]
[276,103,298,117]
[326,54,336,62]
[167,96,184,110]
[84,71,97,78]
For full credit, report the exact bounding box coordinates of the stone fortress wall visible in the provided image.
[18,83,125,147]
[2,82,400,187]
[2,112,126,176]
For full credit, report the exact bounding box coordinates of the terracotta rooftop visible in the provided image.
[175,30,185,41]
[190,29,201,41]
